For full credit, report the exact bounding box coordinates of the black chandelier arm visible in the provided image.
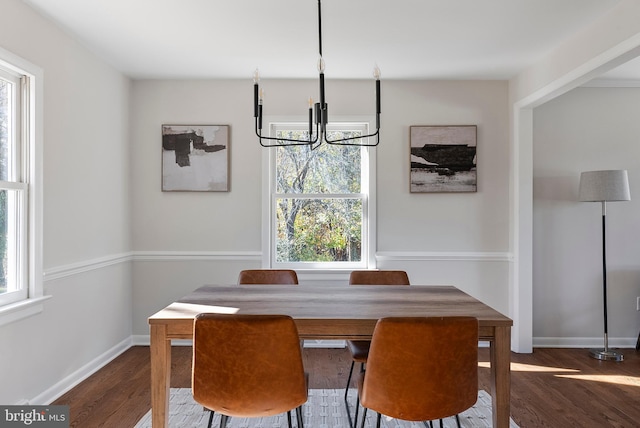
[255,121,320,147]
[324,129,380,146]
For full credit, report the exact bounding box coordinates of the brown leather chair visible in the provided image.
[237,269,299,285]
[348,270,409,286]
[192,314,307,428]
[354,317,478,428]
[344,270,410,427]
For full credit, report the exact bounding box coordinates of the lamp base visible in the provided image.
[589,348,624,362]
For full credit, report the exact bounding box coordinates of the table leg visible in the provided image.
[150,324,171,428]
[490,326,511,428]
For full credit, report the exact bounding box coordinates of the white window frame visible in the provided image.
[262,118,376,272]
[0,47,45,326]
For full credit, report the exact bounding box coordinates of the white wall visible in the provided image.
[533,87,640,346]
[0,0,132,405]
[130,78,512,337]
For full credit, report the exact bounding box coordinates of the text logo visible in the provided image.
[0,406,69,427]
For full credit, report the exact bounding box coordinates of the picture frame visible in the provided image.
[162,124,230,192]
[410,125,477,193]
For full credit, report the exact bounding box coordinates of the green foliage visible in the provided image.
[275,129,363,263]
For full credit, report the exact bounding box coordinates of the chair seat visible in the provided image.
[346,340,370,363]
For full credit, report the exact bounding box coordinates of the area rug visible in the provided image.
[135,389,519,427]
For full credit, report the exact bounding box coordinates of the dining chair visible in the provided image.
[344,270,410,427]
[238,269,304,349]
[192,313,308,428]
[237,269,299,285]
[354,316,479,428]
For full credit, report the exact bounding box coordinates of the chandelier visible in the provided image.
[253,0,381,148]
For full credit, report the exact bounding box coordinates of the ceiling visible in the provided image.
[21,0,638,82]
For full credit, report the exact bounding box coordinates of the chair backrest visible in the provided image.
[238,269,299,285]
[192,314,307,417]
[360,316,478,422]
[349,270,410,285]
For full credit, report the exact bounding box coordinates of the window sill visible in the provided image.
[0,295,51,327]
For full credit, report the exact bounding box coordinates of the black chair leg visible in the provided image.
[219,414,229,428]
[287,410,293,428]
[344,361,356,427]
[455,414,462,428]
[207,411,214,428]
[359,407,368,428]
[353,392,361,428]
[345,361,366,428]
[439,419,444,428]
[376,412,382,428]
[296,406,304,428]
[422,421,433,428]
[345,361,355,396]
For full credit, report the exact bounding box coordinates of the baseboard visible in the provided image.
[32,337,132,405]
[132,335,193,346]
[303,340,346,348]
[533,336,639,348]
[132,335,347,348]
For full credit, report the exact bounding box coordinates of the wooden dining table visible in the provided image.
[148,284,513,428]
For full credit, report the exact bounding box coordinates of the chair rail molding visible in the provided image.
[132,250,262,262]
[43,252,134,282]
[42,250,510,283]
[376,251,513,262]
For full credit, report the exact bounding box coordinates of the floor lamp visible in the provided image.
[578,169,631,362]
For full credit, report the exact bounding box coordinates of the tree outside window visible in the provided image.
[271,126,370,268]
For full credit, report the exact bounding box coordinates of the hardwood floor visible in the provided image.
[52,346,640,427]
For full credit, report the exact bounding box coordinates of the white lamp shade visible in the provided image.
[579,170,631,202]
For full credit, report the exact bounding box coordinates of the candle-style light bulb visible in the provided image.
[308,97,313,138]
[259,88,264,103]
[318,56,326,109]
[253,68,260,118]
[373,64,381,80]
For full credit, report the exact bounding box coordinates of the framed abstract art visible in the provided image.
[410,125,477,193]
[161,124,230,191]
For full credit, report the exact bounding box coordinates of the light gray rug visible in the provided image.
[135,389,519,427]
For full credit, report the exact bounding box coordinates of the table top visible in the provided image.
[149,284,512,328]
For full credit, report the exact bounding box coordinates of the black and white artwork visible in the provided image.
[410,125,477,193]
[162,125,229,191]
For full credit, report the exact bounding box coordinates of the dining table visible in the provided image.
[148,284,513,428]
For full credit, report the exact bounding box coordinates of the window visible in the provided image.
[0,47,43,322]
[0,67,26,306]
[266,122,375,270]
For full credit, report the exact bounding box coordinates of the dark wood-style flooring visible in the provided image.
[52,346,640,427]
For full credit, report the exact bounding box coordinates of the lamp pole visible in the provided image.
[579,169,630,362]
